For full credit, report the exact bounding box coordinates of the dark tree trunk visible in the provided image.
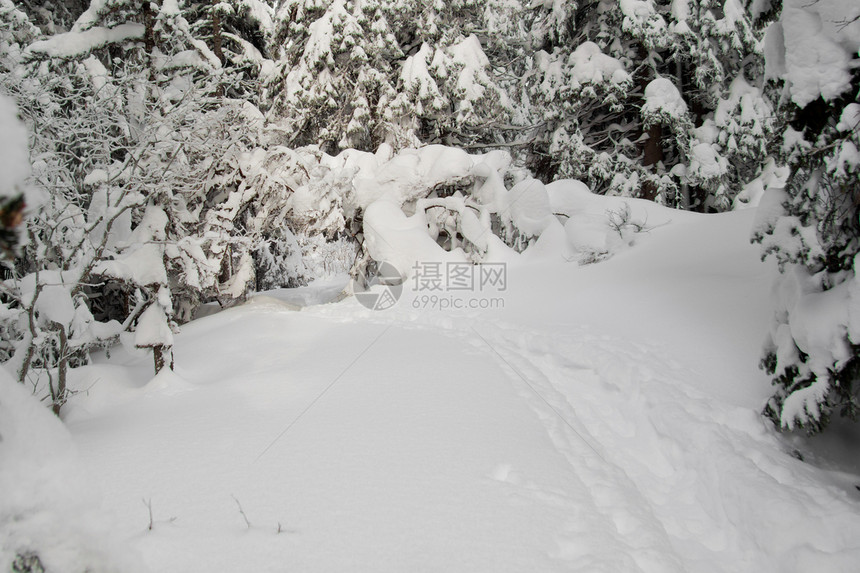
[51,324,68,416]
[636,45,663,202]
[143,0,161,81]
[152,344,173,374]
[143,0,156,54]
[640,123,663,201]
[212,1,225,97]
[212,1,225,64]
[153,345,164,374]
[152,344,174,374]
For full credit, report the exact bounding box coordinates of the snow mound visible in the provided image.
[507,179,553,237]
[0,369,145,572]
[544,180,680,264]
[141,368,194,397]
[243,295,302,312]
[363,199,467,278]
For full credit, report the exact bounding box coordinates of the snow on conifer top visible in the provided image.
[642,77,688,121]
[766,0,860,107]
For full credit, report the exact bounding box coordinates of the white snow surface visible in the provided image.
[26,185,860,572]
[0,369,144,572]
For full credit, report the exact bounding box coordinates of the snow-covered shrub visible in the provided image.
[284,149,357,238]
[0,4,271,407]
[266,143,547,276]
[753,0,860,434]
[134,285,174,374]
[547,180,667,266]
[297,233,357,278]
[1,58,211,403]
[253,228,308,291]
[354,151,548,282]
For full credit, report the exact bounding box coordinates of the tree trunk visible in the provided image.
[143,0,160,81]
[51,324,68,416]
[143,0,156,54]
[153,344,173,375]
[640,123,663,201]
[676,59,691,209]
[636,45,663,202]
[212,1,225,64]
[212,0,225,97]
[17,261,43,385]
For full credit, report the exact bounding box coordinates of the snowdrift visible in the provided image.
[50,182,860,573]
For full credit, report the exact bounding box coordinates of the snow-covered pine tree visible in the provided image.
[267,0,514,153]
[185,0,275,101]
[523,1,630,185]
[752,0,860,434]
[384,0,515,149]
[13,0,91,33]
[521,0,774,211]
[268,0,403,151]
[663,0,774,210]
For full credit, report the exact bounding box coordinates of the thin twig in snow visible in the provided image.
[232,495,252,529]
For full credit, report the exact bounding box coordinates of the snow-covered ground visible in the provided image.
[10,190,860,572]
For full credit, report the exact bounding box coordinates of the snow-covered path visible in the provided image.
[64,208,860,572]
[71,313,626,572]
[460,320,860,572]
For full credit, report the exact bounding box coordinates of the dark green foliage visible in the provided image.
[753,51,860,434]
[12,552,45,573]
